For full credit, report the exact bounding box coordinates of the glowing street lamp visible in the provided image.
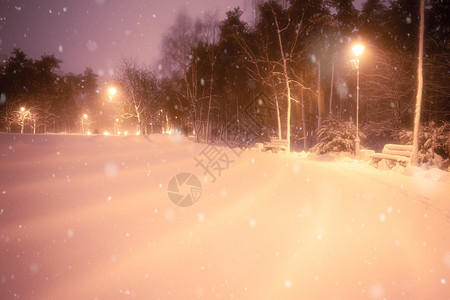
[109,87,117,95]
[108,87,117,102]
[20,106,30,134]
[81,113,88,134]
[352,44,364,157]
[352,44,364,57]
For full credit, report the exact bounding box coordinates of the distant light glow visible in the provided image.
[20,107,25,112]
[83,113,88,119]
[103,131,110,136]
[352,44,364,57]
[87,131,92,135]
[108,87,117,95]
[136,131,140,135]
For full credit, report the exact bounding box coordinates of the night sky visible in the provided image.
[0,0,364,78]
[0,0,247,77]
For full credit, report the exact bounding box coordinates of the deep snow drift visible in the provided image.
[0,133,449,300]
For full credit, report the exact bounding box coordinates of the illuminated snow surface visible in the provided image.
[1,133,449,299]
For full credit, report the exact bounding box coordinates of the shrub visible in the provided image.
[311,116,366,154]
[396,121,450,170]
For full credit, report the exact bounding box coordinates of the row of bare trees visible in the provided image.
[1,0,447,153]
[153,0,448,152]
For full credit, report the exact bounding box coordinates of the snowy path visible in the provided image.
[1,134,449,299]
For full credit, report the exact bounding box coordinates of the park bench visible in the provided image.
[370,144,414,168]
[263,138,288,153]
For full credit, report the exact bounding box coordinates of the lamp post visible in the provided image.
[20,107,30,134]
[108,87,117,102]
[114,118,119,134]
[81,113,88,134]
[352,44,364,157]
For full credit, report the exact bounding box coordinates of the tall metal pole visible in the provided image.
[21,114,25,134]
[354,57,360,157]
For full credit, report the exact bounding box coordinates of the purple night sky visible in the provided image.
[0,0,364,78]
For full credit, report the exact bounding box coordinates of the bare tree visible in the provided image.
[361,44,415,131]
[411,0,425,165]
[160,13,202,137]
[270,3,293,151]
[116,59,150,134]
[2,100,15,132]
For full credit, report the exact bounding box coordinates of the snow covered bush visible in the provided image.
[310,116,366,155]
[396,121,450,170]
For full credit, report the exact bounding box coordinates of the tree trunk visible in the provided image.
[411,0,425,165]
[329,57,335,115]
[301,86,307,150]
[273,87,282,140]
[206,56,216,144]
[134,103,141,133]
[272,6,291,152]
[317,59,322,129]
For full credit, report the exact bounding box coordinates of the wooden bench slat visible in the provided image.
[383,144,413,151]
[382,149,412,157]
[370,153,410,162]
[370,143,414,168]
[263,139,288,152]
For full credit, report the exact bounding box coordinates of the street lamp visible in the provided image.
[352,44,364,157]
[114,118,119,134]
[108,87,117,102]
[20,107,30,134]
[81,113,88,134]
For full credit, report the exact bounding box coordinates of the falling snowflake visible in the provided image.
[86,40,98,52]
[67,228,74,238]
[198,213,205,222]
[29,263,39,274]
[369,283,384,299]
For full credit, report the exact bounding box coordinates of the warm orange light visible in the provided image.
[108,87,117,96]
[352,44,364,57]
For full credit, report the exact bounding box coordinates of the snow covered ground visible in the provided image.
[1,133,449,300]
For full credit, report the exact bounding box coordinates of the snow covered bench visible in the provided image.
[263,138,288,153]
[370,144,413,168]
